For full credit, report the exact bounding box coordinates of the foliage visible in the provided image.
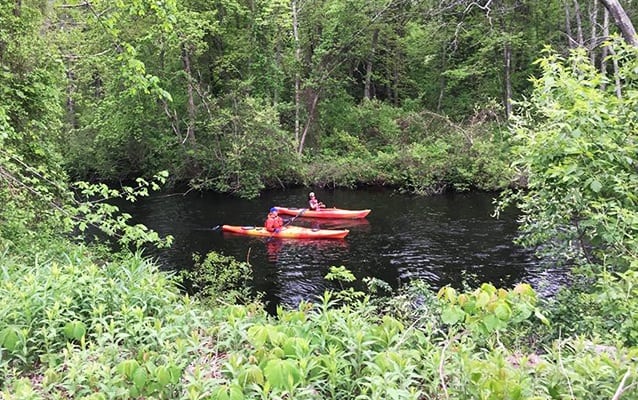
[72,171,174,249]
[3,1,638,398]
[2,234,638,399]
[0,0,67,247]
[37,0,571,196]
[324,265,366,305]
[181,251,254,305]
[592,268,638,345]
[190,94,302,199]
[0,1,173,256]
[1,0,626,200]
[499,41,638,269]
[438,283,548,347]
[0,244,209,399]
[545,265,638,346]
[1,151,172,252]
[53,0,181,179]
[309,100,514,193]
[497,38,638,349]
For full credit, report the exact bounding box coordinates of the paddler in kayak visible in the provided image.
[265,207,284,233]
[308,192,326,211]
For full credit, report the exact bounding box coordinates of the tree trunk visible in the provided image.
[66,69,77,129]
[503,42,512,120]
[609,46,623,98]
[181,43,196,144]
[364,28,379,100]
[292,0,301,145]
[564,1,574,47]
[437,42,447,113]
[599,0,638,46]
[590,0,599,64]
[392,58,399,106]
[600,7,610,89]
[297,89,319,155]
[573,0,584,47]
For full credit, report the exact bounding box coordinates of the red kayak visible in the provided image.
[273,206,371,219]
[221,225,349,239]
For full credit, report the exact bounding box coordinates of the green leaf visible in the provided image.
[476,291,491,308]
[247,324,271,346]
[132,366,148,390]
[116,359,140,379]
[155,366,171,387]
[237,365,264,386]
[230,386,245,400]
[441,305,464,325]
[534,309,551,326]
[482,314,502,332]
[212,385,244,400]
[282,337,310,358]
[168,365,181,384]
[494,303,512,321]
[590,179,602,193]
[0,327,21,351]
[63,320,87,340]
[263,359,301,389]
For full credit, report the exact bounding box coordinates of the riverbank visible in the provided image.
[68,119,515,201]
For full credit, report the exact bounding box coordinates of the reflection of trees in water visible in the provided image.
[265,238,350,263]
[291,217,371,231]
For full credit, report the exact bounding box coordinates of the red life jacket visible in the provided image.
[265,215,283,232]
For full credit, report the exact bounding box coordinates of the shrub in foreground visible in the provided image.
[1,246,636,399]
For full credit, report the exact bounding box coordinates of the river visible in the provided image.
[125,187,567,310]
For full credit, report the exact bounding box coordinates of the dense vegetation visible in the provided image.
[13,0,637,198]
[1,0,637,399]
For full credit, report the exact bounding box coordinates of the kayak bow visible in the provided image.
[221,224,349,239]
[274,206,370,219]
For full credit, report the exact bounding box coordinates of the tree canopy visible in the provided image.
[2,0,632,197]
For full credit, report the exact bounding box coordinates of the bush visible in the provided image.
[181,251,255,306]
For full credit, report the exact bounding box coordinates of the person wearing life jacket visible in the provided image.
[265,207,284,232]
[308,192,326,211]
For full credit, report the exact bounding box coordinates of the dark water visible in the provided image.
[127,188,567,309]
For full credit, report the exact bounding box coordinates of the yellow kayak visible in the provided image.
[221,225,349,239]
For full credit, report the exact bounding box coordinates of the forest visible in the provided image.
[1,0,637,398]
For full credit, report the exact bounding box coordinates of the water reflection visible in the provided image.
[292,217,371,231]
[216,233,352,308]
[265,239,351,308]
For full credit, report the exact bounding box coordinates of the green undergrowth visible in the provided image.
[305,119,513,195]
[1,242,636,399]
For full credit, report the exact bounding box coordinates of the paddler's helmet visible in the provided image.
[309,192,315,198]
[269,207,278,214]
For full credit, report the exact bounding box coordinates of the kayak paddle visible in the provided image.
[283,208,307,227]
[193,225,221,231]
